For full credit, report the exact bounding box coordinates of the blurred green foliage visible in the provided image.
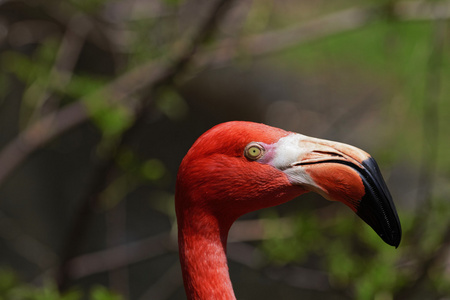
[1,0,450,299]
[0,269,121,300]
[260,198,450,299]
[156,88,189,121]
[279,20,450,167]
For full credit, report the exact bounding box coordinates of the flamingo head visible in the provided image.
[176,121,401,247]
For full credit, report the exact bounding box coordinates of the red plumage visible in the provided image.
[176,121,401,299]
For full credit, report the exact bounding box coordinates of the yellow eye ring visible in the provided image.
[244,143,265,160]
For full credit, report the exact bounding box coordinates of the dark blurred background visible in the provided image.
[1,0,450,299]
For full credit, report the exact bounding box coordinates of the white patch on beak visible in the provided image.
[269,134,307,169]
[268,133,320,189]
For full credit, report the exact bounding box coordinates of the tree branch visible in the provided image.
[196,1,450,67]
[54,218,288,280]
[1,0,449,188]
[65,233,175,280]
[55,0,237,290]
[0,210,58,270]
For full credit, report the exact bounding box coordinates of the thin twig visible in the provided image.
[65,233,175,280]
[105,200,129,298]
[0,210,58,270]
[227,242,337,295]
[36,14,90,118]
[0,103,88,185]
[41,1,123,55]
[56,218,287,280]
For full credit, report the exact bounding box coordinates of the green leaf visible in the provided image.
[156,88,189,121]
[66,75,109,99]
[83,90,134,138]
[0,268,18,295]
[90,286,122,300]
[142,159,167,181]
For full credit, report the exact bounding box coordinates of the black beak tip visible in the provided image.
[357,157,402,248]
[356,194,402,248]
[379,228,401,248]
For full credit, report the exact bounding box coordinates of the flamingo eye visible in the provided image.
[244,143,265,160]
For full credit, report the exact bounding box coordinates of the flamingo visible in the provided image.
[175,121,401,300]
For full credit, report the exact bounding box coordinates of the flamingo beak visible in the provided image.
[268,134,402,247]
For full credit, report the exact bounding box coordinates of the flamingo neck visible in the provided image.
[178,210,236,300]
